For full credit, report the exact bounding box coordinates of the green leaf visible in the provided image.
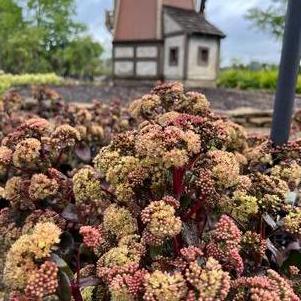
[282,250,301,272]
[51,254,74,280]
[57,270,72,301]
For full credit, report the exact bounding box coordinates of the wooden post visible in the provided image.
[270,0,301,145]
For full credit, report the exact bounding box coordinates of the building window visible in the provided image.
[198,47,209,66]
[169,47,179,66]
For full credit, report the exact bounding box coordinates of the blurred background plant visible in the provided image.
[0,0,104,79]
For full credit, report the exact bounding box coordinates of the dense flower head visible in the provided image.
[22,209,67,233]
[29,173,59,200]
[103,204,138,238]
[12,138,41,168]
[185,257,231,301]
[271,161,301,189]
[283,208,301,236]
[29,222,62,259]
[109,268,146,300]
[206,215,243,275]
[25,261,58,300]
[4,176,24,208]
[233,270,300,301]
[143,270,187,301]
[129,83,210,121]
[129,94,161,120]
[180,246,203,262]
[241,231,267,258]
[118,235,146,259]
[251,173,289,211]
[97,247,141,282]
[73,167,102,203]
[2,90,22,113]
[229,191,259,223]
[0,146,13,166]
[80,226,103,248]
[141,199,182,245]
[210,215,241,249]
[135,123,200,169]
[23,117,51,136]
[4,222,61,290]
[208,150,240,188]
[94,147,121,174]
[105,155,144,201]
[223,120,247,151]
[51,124,81,148]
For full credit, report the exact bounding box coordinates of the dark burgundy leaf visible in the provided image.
[62,204,79,223]
[75,143,91,162]
[79,276,100,288]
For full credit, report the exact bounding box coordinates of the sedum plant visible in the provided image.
[0,82,300,301]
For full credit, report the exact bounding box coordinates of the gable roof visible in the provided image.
[164,5,226,38]
[114,0,158,41]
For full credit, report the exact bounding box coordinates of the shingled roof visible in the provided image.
[164,5,226,38]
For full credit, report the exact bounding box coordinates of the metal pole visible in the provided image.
[270,0,301,145]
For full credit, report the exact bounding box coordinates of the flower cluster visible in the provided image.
[283,208,301,236]
[185,257,231,300]
[143,270,187,301]
[233,270,300,301]
[29,173,59,200]
[141,198,181,245]
[206,215,243,275]
[73,167,102,204]
[25,261,58,300]
[3,222,61,291]
[103,204,138,239]
[80,226,103,248]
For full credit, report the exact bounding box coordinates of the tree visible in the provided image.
[246,0,287,39]
[24,0,85,51]
[0,0,105,78]
[1,27,51,74]
[52,37,104,79]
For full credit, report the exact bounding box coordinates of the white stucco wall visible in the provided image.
[187,36,219,81]
[164,35,185,79]
[115,46,134,58]
[163,13,181,34]
[136,61,157,76]
[114,61,134,76]
[136,46,158,58]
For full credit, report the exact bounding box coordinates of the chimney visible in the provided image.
[195,0,206,15]
[200,0,206,15]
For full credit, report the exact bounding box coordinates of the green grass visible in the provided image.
[218,69,301,93]
[0,73,62,95]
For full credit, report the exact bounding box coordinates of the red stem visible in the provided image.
[173,167,185,200]
[173,235,181,256]
[70,247,83,301]
[183,198,202,221]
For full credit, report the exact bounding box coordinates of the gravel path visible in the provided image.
[17,84,301,111]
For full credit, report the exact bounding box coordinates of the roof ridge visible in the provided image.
[164,5,225,38]
[163,4,196,12]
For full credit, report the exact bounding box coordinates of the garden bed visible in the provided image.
[16,83,301,111]
[1,83,301,301]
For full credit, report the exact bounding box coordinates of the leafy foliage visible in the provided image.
[0,73,62,95]
[0,0,104,78]
[218,68,301,92]
[246,0,287,39]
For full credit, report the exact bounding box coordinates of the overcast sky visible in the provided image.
[75,0,282,66]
